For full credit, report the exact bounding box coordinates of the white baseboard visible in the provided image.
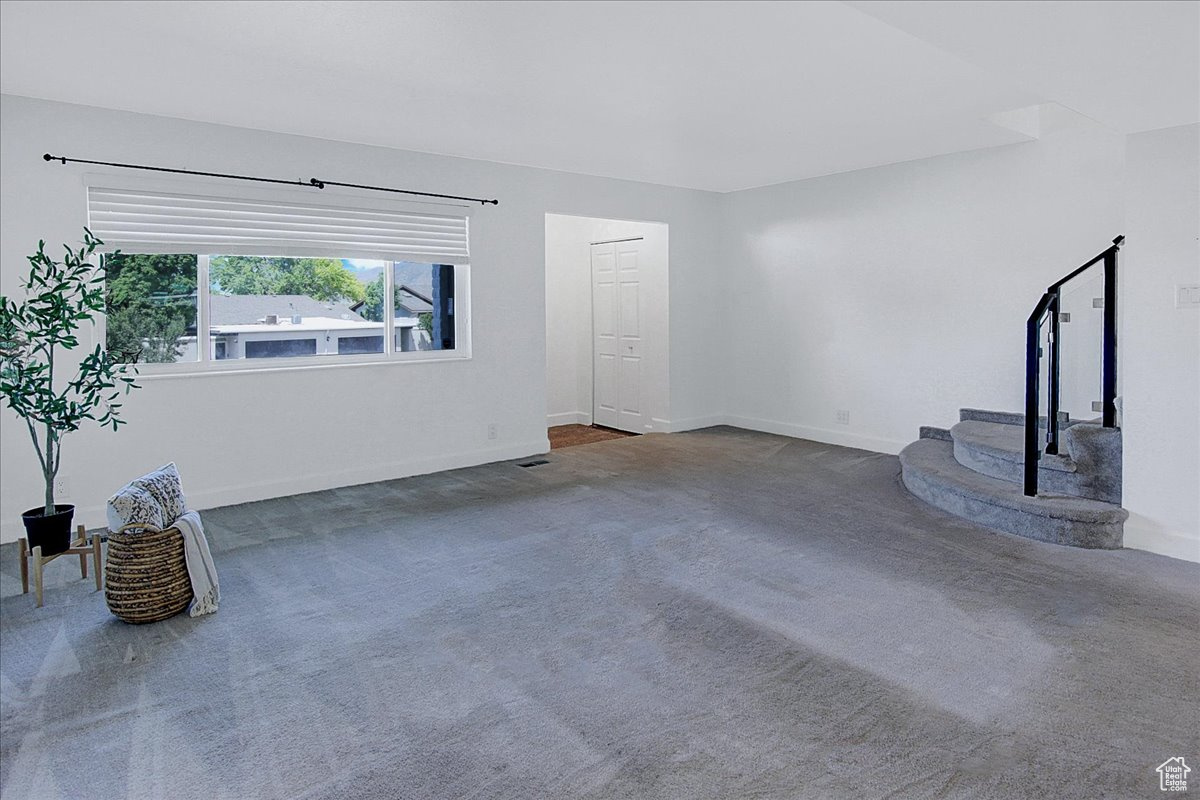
[663,415,730,433]
[1122,516,1200,563]
[724,415,907,455]
[0,438,550,544]
[547,411,591,427]
[648,413,904,453]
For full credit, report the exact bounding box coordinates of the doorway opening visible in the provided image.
[545,214,669,444]
[547,424,636,450]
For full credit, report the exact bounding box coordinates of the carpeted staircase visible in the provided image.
[900,408,1126,549]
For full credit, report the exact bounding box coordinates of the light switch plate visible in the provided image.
[1176,284,1200,309]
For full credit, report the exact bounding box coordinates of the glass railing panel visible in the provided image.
[1057,268,1105,424]
[1038,315,1054,456]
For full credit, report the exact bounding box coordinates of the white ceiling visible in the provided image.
[847,0,1200,135]
[1,1,1196,192]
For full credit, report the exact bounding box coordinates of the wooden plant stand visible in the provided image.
[18,524,102,608]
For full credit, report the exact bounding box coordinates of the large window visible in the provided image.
[104,253,464,369]
[89,185,471,372]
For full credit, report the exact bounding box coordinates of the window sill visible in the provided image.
[131,351,471,381]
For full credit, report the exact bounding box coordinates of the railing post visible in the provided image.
[1024,312,1043,496]
[1046,290,1061,455]
[1101,244,1119,427]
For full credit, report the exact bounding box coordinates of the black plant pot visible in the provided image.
[21,504,75,557]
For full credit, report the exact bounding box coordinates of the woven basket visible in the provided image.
[104,525,193,624]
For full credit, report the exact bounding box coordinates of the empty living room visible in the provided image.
[2,1,1198,798]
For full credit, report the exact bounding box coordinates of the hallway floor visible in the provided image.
[548,423,636,449]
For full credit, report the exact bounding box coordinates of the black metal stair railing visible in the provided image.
[1023,236,1124,497]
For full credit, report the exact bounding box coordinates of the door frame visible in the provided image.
[544,213,669,433]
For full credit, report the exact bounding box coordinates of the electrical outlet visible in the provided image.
[54,474,71,499]
[487,423,498,440]
[835,409,850,425]
[1177,283,1200,308]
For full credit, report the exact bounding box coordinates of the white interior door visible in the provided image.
[592,240,646,432]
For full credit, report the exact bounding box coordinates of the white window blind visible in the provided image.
[87,187,470,263]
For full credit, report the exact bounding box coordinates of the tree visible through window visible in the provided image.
[208,257,365,303]
[104,253,198,363]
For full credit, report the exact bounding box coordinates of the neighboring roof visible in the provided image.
[397,285,433,314]
[347,283,434,317]
[211,316,382,335]
[208,295,367,326]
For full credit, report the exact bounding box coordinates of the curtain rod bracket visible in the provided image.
[41,153,498,206]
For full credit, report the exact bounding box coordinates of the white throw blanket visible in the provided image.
[173,510,220,617]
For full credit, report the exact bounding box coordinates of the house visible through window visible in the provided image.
[337,335,384,355]
[105,254,461,366]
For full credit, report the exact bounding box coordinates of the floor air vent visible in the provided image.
[517,459,551,468]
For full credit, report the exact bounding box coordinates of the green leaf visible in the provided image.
[2,228,142,502]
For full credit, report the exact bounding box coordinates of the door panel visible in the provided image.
[595,353,618,419]
[619,282,640,338]
[619,355,641,415]
[594,282,616,338]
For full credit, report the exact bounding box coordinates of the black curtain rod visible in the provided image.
[42,153,499,206]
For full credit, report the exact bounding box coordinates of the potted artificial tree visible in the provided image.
[0,229,139,555]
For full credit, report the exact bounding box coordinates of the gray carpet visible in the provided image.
[1,427,1196,799]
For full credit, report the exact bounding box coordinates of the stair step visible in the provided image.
[952,419,1076,473]
[899,438,1126,549]
[919,425,952,441]
[950,419,1121,504]
[959,407,1078,428]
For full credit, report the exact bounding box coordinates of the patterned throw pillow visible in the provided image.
[106,484,166,532]
[131,463,187,525]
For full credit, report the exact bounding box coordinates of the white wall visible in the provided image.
[1121,124,1200,562]
[719,122,1125,454]
[545,214,600,426]
[545,214,670,430]
[0,95,724,542]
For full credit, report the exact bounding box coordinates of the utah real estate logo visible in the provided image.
[1157,757,1190,792]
